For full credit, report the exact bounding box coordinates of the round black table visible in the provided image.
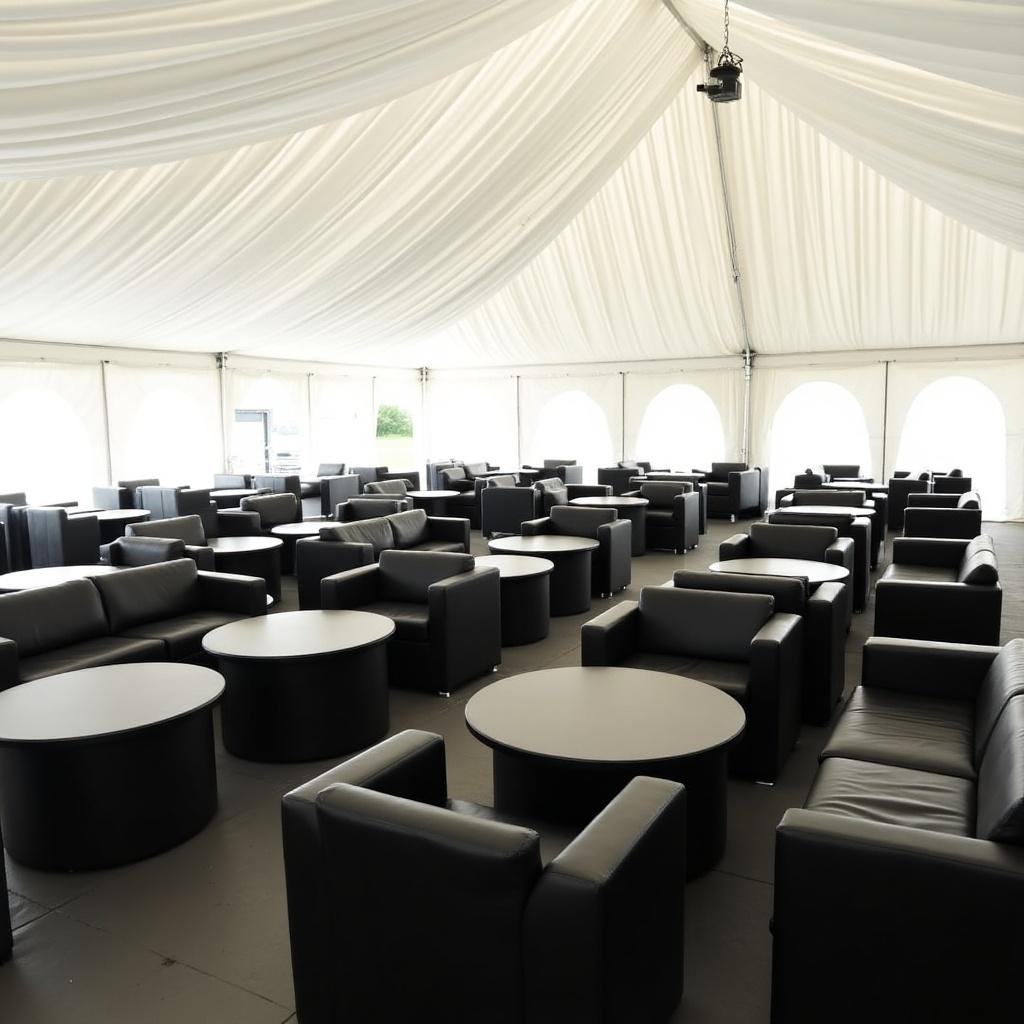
[486,535,599,616]
[474,555,554,646]
[70,507,151,543]
[708,557,849,587]
[465,667,745,877]
[406,490,459,515]
[210,487,261,509]
[0,563,121,593]
[0,663,223,870]
[569,495,649,555]
[207,535,283,600]
[769,505,871,517]
[202,610,395,762]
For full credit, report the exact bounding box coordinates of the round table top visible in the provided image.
[488,535,600,555]
[466,667,745,765]
[202,609,395,660]
[69,508,151,523]
[771,505,871,517]
[569,496,649,508]
[474,554,555,579]
[407,490,459,499]
[821,481,886,492]
[0,663,224,743]
[708,557,850,584]
[210,488,260,498]
[0,564,121,591]
[270,522,324,537]
[207,535,282,552]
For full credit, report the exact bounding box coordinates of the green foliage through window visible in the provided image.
[376,404,413,438]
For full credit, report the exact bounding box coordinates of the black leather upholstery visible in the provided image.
[102,536,188,567]
[239,493,299,531]
[25,507,101,567]
[126,515,216,569]
[627,481,699,553]
[480,477,568,538]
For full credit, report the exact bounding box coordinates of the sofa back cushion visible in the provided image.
[957,534,998,585]
[240,492,298,528]
[749,522,839,561]
[618,460,641,471]
[92,559,200,632]
[957,492,982,509]
[377,550,474,603]
[637,586,773,661]
[390,509,430,548]
[822,464,861,478]
[0,579,109,656]
[463,462,488,479]
[791,489,866,507]
[127,514,206,545]
[486,475,517,488]
[549,505,615,538]
[320,518,395,554]
[640,481,690,507]
[543,459,575,469]
[366,479,408,496]
[317,463,345,477]
[710,462,748,480]
[440,467,467,485]
[343,498,403,521]
[974,639,1024,764]
[673,569,806,615]
[976,697,1024,844]
[108,536,187,566]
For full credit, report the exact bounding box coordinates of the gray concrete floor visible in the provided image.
[2,518,1021,1023]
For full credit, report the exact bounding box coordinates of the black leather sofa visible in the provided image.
[281,729,686,1024]
[623,480,699,553]
[771,637,1024,1024]
[582,586,803,782]
[903,491,982,539]
[0,559,265,690]
[320,550,500,694]
[522,505,631,597]
[335,496,411,521]
[874,535,1002,645]
[294,509,469,609]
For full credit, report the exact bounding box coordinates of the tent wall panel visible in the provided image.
[225,368,310,476]
[425,373,519,470]
[309,375,377,467]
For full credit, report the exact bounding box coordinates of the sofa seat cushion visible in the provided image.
[705,482,728,495]
[448,800,574,865]
[0,579,110,656]
[410,540,465,553]
[820,686,975,780]
[618,651,698,676]
[882,563,958,584]
[19,636,166,682]
[390,509,429,548]
[680,658,750,704]
[119,610,244,659]
[360,601,429,641]
[805,757,975,838]
[645,509,675,525]
[300,481,319,499]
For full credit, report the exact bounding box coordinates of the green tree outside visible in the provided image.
[376,404,413,438]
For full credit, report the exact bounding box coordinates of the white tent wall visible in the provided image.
[309,374,377,468]
[105,364,224,487]
[424,371,520,470]
[224,367,311,477]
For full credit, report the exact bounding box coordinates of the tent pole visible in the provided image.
[217,352,229,472]
[515,375,522,468]
[881,360,890,480]
[99,359,113,484]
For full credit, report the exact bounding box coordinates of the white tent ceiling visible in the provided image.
[0,0,1021,368]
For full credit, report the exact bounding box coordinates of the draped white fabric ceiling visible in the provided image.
[0,0,1020,367]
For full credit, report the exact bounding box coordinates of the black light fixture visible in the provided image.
[696,0,743,103]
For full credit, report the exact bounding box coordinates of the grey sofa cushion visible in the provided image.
[128,514,206,545]
[441,466,468,484]
[240,492,298,527]
[549,505,615,538]
[344,498,404,521]
[0,579,109,656]
[366,479,408,496]
[119,610,243,659]
[321,518,395,554]
[91,559,200,633]
[975,640,1024,763]
[957,534,998,584]
[378,550,474,603]
[391,509,430,548]
[20,635,166,681]
[486,475,517,488]
[976,697,1024,843]
[463,462,488,479]
[640,481,690,507]
[749,522,838,561]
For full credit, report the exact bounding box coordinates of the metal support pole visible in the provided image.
[881,361,890,480]
[620,372,627,460]
[419,366,429,471]
[741,350,753,464]
[217,352,229,472]
[99,360,113,484]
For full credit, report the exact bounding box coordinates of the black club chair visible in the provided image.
[281,729,686,1024]
[480,477,567,538]
[101,536,191,568]
[25,507,101,568]
[903,491,983,540]
[92,478,161,510]
[623,480,698,554]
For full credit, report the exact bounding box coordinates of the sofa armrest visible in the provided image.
[825,536,854,568]
[718,533,751,560]
[216,509,261,536]
[891,536,969,567]
[185,545,216,571]
[91,485,127,510]
[861,636,1002,700]
[197,569,267,615]
[581,601,638,666]
[747,612,803,781]
[320,563,381,609]
[874,578,1003,646]
[566,485,612,499]
[520,516,552,536]
[426,515,471,551]
[524,777,686,1023]
[772,808,1024,1024]
[0,637,18,691]
[428,566,502,684]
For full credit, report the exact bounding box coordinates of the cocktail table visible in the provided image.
[207,535,283,599]
[69,507,150,543]
[406,490,459,515]
[474,555,554,645]
[486,535,599,615]
[0,563,121,592]
[769,505,871,517]
[466,666,745,877]
[569,495,649,555]
[0,663,223,870]
[203,609,395,762]
[708,557,849,588]
[210,487,261,509]
[271,521,325,574]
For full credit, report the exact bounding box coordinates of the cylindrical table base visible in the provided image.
[213,547,282,601]
[499,574,550,645]
[547,550,592,616]
[0,709,218,871]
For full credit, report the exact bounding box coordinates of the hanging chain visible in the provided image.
[723,0,730,53]
[718,0,741,67]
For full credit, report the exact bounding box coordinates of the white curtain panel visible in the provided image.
[885,359,1024,521]
[0,0,571,177]
[518,373,624,481]
[225,367,309,474]
[309,374,376,468]
[105,363,223,486]
[0,360,107,504]
[623,367,745,469]
[0,0,695,363]
[745,1,1024,95]
[679,0,1024,249]
[750,362,887,495]
[425,372,519,470]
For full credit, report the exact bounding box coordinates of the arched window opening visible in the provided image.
[530,390,615,482]
[895,376,1006,518]
[635,384,726,471]
[768,382,872,492]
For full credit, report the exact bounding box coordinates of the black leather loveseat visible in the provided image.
[0,559,266,689]
[771,637,1024,1023]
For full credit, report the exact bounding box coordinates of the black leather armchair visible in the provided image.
[101,536,189,567]
[522,505,631,596]
[320,551,500,694]
[25,507,101,567]
[282,729,686,1024]
[239,493,299,533]
[137,485,259,537]
[92,477,161,510]
[933,473,973,495]
[886,474,930,530]
[250,475,303,521]
[624,480,698,553]
[673,569,845,725]
[299,462,345,499]
[696,462,760,521]
[126,514,217,570]
[364,478,411,497]
[875,535,1002,645]
[213,473,250,489]
[903,492,983,539]
[480,477,567,538]
[780,488,883,567]
[772,636,1024,1024]
[0,819,10,962]
[524,460,583,485]
[349,466,422,491]
[320,474,361,517]
[335,496,411,521]
[582,586,803,781]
